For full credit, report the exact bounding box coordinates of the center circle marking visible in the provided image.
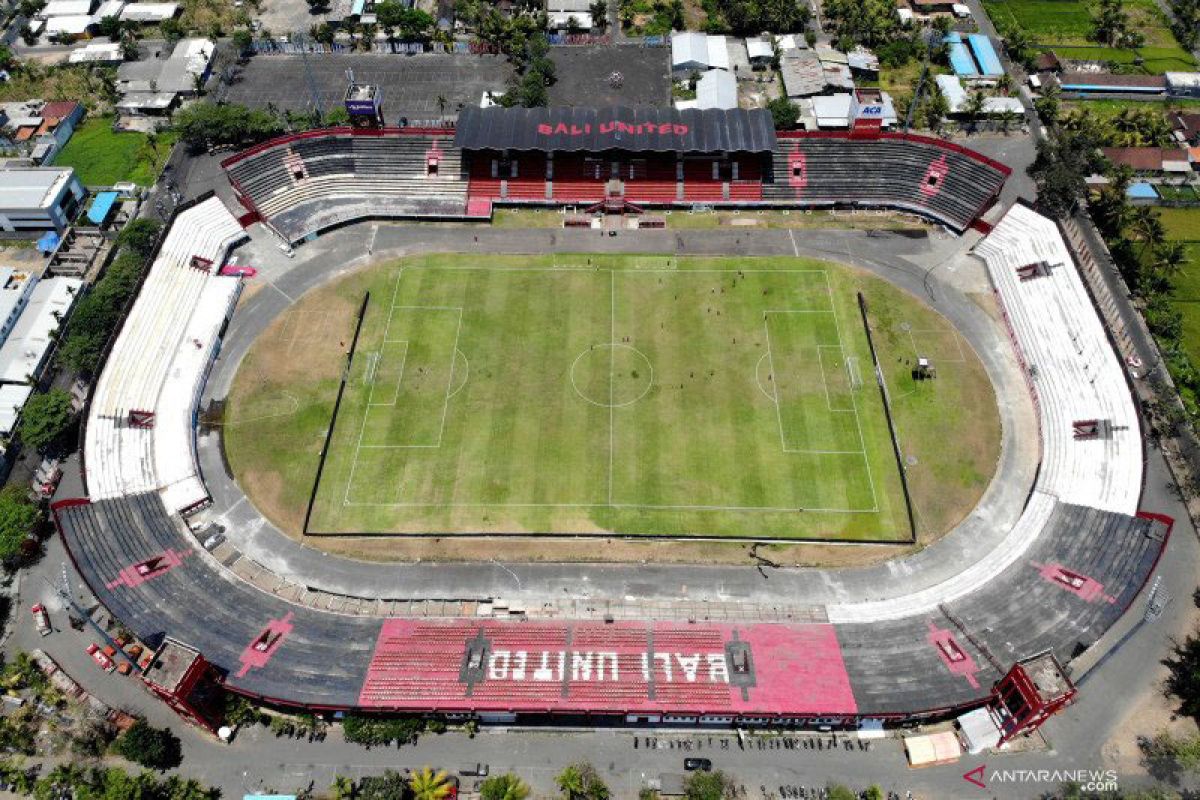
[570,344,654,408]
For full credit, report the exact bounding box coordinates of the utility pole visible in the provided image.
[293,29,324,122]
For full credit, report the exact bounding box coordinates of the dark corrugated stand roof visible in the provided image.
[454,106,777,153]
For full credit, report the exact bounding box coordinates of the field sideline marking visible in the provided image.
[342,500,880,514]
[823,271,880,512]
[344,267,406,506]
[608,269,616,505]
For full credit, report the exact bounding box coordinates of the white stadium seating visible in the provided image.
[84,197,245,514]
[828,204,1143,623]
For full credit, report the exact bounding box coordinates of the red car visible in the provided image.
[30,604,50,636]
[87,643,116,673]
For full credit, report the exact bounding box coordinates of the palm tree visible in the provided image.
[963,90,987,134]
[556,764,586,799]
[479,773,531,800]
[1152,240,1188,281]
[330,775,356,800]
[409,767,453,800]
[1129,205,1166,256]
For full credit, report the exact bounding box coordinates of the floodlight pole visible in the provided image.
[294,30,324,123]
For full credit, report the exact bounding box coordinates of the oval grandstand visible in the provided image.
[220,109,1010,244]
[47,139,1166,730]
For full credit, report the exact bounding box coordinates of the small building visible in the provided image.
[0,167,86,235]
[1166,72,1200,98]
[1,100,84,162]
[38,0,94,17]
[142,638,223,733]
[0,267,40,346]
[847,47,879,78]
[779,50,825,98]
[1057,72,1166,95]
[936,75,1025,117]
[118,1,179,21]
[854,89,898,127]
[774,33,801,51]
[1102,146,1191,175]
[966,34,1004,78]
[944,32,978,79]
[910,0,958,12]
[812,93,855,128]
[671,31,730,73]
[694,69,738,109]
[43,15,93,38]
[896,7,914,23]
[546,0,591,30]
[0,384,33,445]
[745,36,773,67]
[1169,110,1200,145]
[0,276,82,385]
[68,41,125,63]
[1034,51,1062,73]
[1126,181,1160,204]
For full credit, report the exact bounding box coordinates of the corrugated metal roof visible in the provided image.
[454,106,777,153]
[966,34,1003,77]
[943,32,978,77]
[87,191,119,224]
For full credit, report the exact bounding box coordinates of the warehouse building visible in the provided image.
[0,167,86,235]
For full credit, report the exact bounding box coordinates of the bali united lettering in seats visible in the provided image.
[358,619,858,715]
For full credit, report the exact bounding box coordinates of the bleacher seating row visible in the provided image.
[765,134,1007,231]
[84,197,244,515]
[223,130,471,242]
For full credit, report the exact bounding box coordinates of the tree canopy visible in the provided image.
[821,0,898,48]
[117,218,162,260]
[767,96,799,130]
[172,102,284,151]
[111,719,183,770]
[0,488,41,566]
[683,771,730,800]
[707,0,809,36]
[341,714,423,747]
[18,389,74,454]
[556,762,609,800]
[479,774,531,800]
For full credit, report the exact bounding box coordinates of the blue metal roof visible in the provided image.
[36,231,59,252]
[944,32,978,77]
[86,191,119,225]
[1127,181,1160,199]
[1059,82,1165,93]
[967,34,1004,77]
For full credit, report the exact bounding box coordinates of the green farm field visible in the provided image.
[983,0,1195,73]
[224,254,999,546]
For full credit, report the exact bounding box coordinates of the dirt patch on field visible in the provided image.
[244,469,304,534]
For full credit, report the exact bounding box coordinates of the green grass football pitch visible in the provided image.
[306,258,913,540]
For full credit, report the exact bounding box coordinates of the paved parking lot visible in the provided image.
[549,44,671,106]
[223,52,514,122]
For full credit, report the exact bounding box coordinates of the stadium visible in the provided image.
[47,99,1170,746]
